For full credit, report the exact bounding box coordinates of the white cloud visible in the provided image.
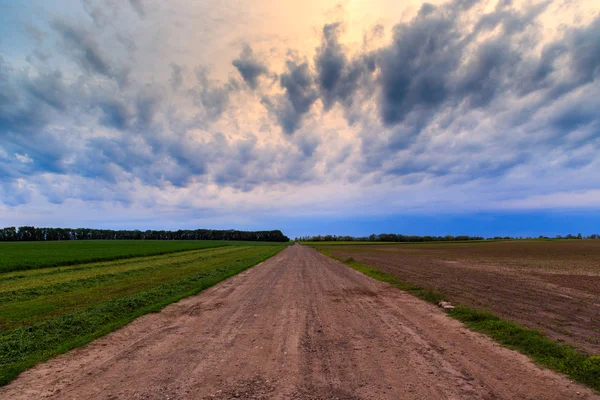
[15,153,33,164]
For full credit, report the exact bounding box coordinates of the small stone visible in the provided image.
[439,301,455,310]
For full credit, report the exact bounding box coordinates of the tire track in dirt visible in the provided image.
[0,244,597,399]
[333,250,600,354]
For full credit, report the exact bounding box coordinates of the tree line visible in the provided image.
[296,234,485,242]
[0,226,290,242]
[297,233,600,242]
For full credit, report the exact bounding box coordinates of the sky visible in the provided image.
[0,0,599,239]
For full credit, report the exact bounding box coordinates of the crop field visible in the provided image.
[0,243,285,385]
[0,240,277,273]
[309,240,600,355]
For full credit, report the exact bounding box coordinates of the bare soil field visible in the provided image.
[316,240,600,355]
[1,244,596,399]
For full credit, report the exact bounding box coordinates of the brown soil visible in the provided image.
[1,244,596,399]
[323,241,600,355]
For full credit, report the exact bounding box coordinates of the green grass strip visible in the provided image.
[0,241,233,273]
[314,247,600,392]
[0,247,248,303]
[0,245,284,386]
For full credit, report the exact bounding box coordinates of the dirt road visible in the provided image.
[1,244,596,399]
[321,242,600,354]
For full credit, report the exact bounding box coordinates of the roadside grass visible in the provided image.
[0,240,279,273]
[314,247,600,392]
[0,244,285,386]
[0,247,253,329]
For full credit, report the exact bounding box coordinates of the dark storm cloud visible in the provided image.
[23,71,69,112]
[315,23,346,109]
[293,132,320,157]
[74,134,155,185]
[549,100,597,137]
[314,23,376,114]
[52,19,129,86]
[280,61,318,116]
[53,20,111,76]
[341,0,600,182]
[0,63,42,135]
[567,17,600,85]
[212,134,260,189]
[199,85,230,119]
[232,45,269,89]
[72,127,287,192]
[455,38,518,108]
[0,58,66,135]
[365,0,600,148]
[516,42,566,95]
[473,0,549,36]
[135,85,163,127]
[194,68,235,119]
[97,98,131,129]
[1,128,70,179]
[261,60,318,134]
[376,4,463,126]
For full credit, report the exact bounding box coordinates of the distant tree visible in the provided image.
[17,226,36,241]
[1,227,17,241]
[0,227,290,242]
[299,233,496,243]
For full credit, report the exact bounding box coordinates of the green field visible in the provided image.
[0,243,285,385]
[0,240,279,273]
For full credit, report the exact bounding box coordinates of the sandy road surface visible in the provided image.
[1,244,597,399]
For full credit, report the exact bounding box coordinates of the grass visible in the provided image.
[0,244,286,386]
[314,247,600,392]
[0,240,279,273]
[319,251,445,305]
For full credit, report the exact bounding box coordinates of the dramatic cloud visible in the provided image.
[232,45,269,89]
[1,0,599,233]
[193,67,236,119]
[314,23,376,116]
[53,20,115,79]
[261,59,319,134]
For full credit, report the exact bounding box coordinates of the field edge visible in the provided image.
[0,245,287,387]
[0,240,287,274]
[310,245,600,393]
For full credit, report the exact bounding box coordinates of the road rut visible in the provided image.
[1,244,597,399]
